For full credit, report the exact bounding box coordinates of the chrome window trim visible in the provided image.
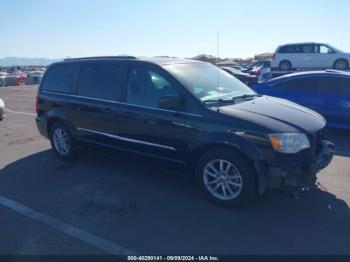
[41,90,202,117]
[77,127,176,151]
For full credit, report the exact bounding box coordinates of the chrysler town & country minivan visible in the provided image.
[36,56,334,206]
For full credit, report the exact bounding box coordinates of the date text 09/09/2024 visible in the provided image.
[127,256,219,261]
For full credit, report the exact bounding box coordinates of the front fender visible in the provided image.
[188,131,264,161]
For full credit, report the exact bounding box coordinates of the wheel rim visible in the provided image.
[52,127,70,156]
[335,61,346,70]
[203,159,243,201]
[281,62,290,71]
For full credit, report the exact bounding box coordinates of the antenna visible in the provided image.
[217,32,219,61]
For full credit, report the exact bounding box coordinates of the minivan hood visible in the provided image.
[218,96,326,134]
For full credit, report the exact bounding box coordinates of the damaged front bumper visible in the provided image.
[307,141,335,174]
[256,140,335,193]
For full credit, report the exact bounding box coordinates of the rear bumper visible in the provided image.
[256,140,334,192]
[36,116,49,139]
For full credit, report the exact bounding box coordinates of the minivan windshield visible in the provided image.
[164,62,255,102]
[327,44,342,53]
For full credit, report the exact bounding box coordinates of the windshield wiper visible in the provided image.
[233,94,262,100]
[203,98,236,104]
[203,94,261,104]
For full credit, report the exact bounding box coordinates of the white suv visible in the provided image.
[271,42,350,71]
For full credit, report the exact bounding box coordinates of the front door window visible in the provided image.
[126,66,179,109]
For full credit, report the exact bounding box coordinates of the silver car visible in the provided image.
[271,42,350,71]
[0,98,5,121]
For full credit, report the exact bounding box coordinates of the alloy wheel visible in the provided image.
[335,61,347,70]
[52,127,70,156]
[203,159,243,200]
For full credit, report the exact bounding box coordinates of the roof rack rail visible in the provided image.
[153,56,178,58]
[116,55,138,59]
[64,55,137,61]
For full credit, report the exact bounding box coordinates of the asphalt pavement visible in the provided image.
[0,85,350,255]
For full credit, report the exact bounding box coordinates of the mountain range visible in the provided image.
[0,53,273,67]
[0,57,62,67]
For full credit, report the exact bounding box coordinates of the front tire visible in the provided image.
[195,148,257,207]
[49,122,76,160]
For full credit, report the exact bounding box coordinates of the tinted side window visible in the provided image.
[274,77,319,91]
[78,63,122,100]
[42,64,79,93]
[126,66,179,109]
[319,76,350,95]
[279,45,293,53]
[278,45,301,53]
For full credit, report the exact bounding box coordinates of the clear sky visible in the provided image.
[1,0,349,59]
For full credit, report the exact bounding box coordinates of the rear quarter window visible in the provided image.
[41,64,79,94]
[279,45,296,53]
[278,45,303,54]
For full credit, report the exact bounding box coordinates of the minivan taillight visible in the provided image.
[35,96,38,114]
[272,53,276,60]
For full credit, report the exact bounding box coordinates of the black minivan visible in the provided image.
[36,56,334,206]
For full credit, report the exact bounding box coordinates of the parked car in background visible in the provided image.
[242,61,270,74]
[0,98,5,121]
[16,71,27,85]
[0,72,6,87]
[252,70,350,130]
[220,67,258,86]
[254,62,271,81]
[26,71,44,85]
[36,56,334,207]
[242,61,271,81]
[271,42,350,71]
[0,73,17,86]
[231,66,244,71]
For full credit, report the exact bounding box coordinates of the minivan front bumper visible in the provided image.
[307,140,334,174]
[257,140,334,192]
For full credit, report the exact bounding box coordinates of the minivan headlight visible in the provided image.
[268,133,310,154]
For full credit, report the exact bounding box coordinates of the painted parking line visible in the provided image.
[6,108,36,117]
[0,195,137,255]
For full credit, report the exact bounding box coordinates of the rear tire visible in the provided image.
[195,148,257,207]
[279,60,292,71]
[49,122,76,160]
[333,59,349,70]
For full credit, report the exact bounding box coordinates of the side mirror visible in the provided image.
[159,94,183,111]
